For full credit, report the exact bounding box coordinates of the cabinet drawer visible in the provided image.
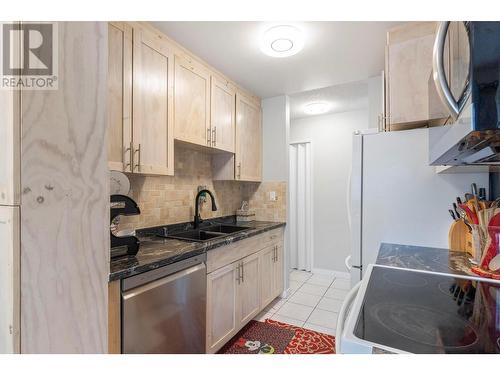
[207,228,283,273]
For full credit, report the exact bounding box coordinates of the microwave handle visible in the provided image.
[432,21,471,120]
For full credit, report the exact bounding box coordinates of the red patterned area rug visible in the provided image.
[218,319,336,354]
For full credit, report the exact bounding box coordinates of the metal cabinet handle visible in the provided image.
[212,127,216,147]
[124,141,133,171]
[241,262,244,283]
[237,162,241,179]
[433,21,471,120]
[275,245,278,262]
[133,143,141,172]
[236,263,241,284]
[207,128,211,146]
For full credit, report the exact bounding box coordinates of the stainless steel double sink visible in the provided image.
[165,224,250,242]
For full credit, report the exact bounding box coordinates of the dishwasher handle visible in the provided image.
[335,281,362,354]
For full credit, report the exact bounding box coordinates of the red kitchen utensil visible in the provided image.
[470,212,500,279]
[480,213,500,269]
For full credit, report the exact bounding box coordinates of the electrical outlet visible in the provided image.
[269,191,277,201]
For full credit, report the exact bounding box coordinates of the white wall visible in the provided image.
[291,109,370,272]
[262,96,290,181]
[367,74,384,130]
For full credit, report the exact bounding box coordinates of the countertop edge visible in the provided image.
[109,221,286,282]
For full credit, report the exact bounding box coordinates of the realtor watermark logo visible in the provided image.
[1,22,58,90]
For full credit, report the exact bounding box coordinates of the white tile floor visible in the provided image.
[255,269,351,336]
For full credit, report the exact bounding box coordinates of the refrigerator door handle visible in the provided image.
[346,167,352,233]
[336,281,362,354]
[344,255,353,271]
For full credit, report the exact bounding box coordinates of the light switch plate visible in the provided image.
[269,191,277,201]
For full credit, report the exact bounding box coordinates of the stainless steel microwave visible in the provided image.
[429,21,500,165]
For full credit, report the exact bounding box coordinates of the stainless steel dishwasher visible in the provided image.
[121,254,206,353]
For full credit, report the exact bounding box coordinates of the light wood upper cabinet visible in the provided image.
[174,56,211,147]
[385,22,449,130]
[132,26,174,175]
[107,23,174,176]
[206,262,238,353]
[238,253,260,326]
[108,22,133,173]
[0,89,20,206]
[210,76,236,153]
[235,92,262,181]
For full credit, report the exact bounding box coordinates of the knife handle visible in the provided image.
[449,209,456,221]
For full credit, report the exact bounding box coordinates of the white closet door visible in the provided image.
[289,142,313,271]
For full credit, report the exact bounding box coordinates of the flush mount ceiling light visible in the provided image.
[260,25,304,58]
[304,102,331,115]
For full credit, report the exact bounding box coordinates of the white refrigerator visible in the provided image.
[347,128,490,285]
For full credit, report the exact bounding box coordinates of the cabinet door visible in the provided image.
[0,206,20,353]
[132,26,174,175]
[107,22,133,172]
[386,22,448,127]
[0,23,20,205]
[0,89,20,206]
[235,92,262,181]
[260,245,276,308]
[206,262,238,353]
[238,253,260,326]
[273,244,284,297]
[174,56,211,147]
[211,76,235,152]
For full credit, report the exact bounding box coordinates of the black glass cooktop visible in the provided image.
[354,267,500,353]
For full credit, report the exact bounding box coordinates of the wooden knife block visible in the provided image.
[448,220,473,256]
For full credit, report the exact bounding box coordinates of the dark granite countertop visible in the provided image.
[109,217,286,281]
[376,242,475,277]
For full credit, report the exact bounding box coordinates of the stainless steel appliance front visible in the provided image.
[430,21,500,166]
[122,255,206,354]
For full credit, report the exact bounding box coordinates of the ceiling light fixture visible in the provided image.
[304,102,330,115]
[261,25,304,58]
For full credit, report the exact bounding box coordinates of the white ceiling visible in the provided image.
[289,79,369,120]
[152,21,405,98]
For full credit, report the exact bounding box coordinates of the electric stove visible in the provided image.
[341,265,500,354]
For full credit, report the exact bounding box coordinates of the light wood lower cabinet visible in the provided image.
[206,230,284,353]
[206,262,239,353]
[259,245,276,308]
[260,243,284,310]
[237,253,261,326]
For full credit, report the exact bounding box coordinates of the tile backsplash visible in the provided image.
[117,145,286,230]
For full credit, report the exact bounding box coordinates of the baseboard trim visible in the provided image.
[311,268,350,279]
